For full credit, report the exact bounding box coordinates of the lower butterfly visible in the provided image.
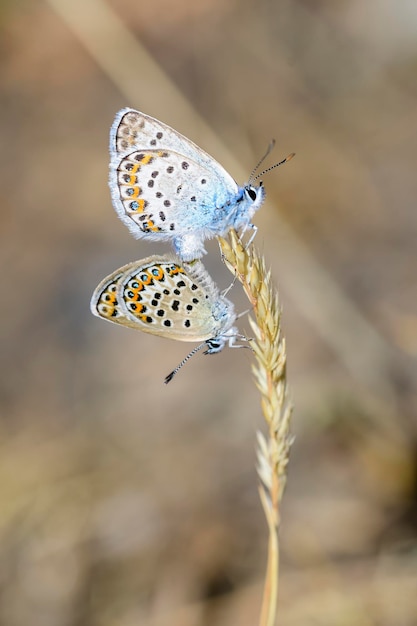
[90,255,243,382]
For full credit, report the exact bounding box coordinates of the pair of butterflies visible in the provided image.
[91,108,292,381]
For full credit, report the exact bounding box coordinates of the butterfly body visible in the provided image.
[109,108,265,261]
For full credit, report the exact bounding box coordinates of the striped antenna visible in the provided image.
[164,342,208,384]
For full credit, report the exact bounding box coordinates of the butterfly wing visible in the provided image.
[117,257,229,342]
[110,108,237,185]
[109,110,240,255]
[111,148,238,237]
[91,256,234,343]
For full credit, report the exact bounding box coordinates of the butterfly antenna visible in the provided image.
[252,152,295,182]
[164,342,207,384]
[248,139,276,184]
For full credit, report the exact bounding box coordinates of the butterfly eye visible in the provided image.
[246,186,257,202]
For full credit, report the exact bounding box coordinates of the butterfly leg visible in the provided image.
[243,223,258,248]
[227,334,253,350]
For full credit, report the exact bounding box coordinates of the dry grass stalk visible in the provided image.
[218,230,293,626]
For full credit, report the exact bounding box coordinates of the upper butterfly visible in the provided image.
[109,108,267,262]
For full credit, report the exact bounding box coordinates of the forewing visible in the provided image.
[110,108,238,187]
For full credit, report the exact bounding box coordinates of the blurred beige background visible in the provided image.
[1,0,417,624]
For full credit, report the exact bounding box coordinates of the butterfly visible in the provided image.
[109,108,293,262]
[90,255,242,382]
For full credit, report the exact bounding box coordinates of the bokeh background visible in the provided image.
[1,0,417,624]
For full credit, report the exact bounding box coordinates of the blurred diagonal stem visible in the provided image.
[219,231,293,626]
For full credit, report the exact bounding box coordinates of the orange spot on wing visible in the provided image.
[140,154,153,165]
[127,302,144,313]
[128,199,146,213]
[153,266,164,280]
[105,291,117,304]
[170,266,185,275]
[141,271,153,285]
[146,219,160,232]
